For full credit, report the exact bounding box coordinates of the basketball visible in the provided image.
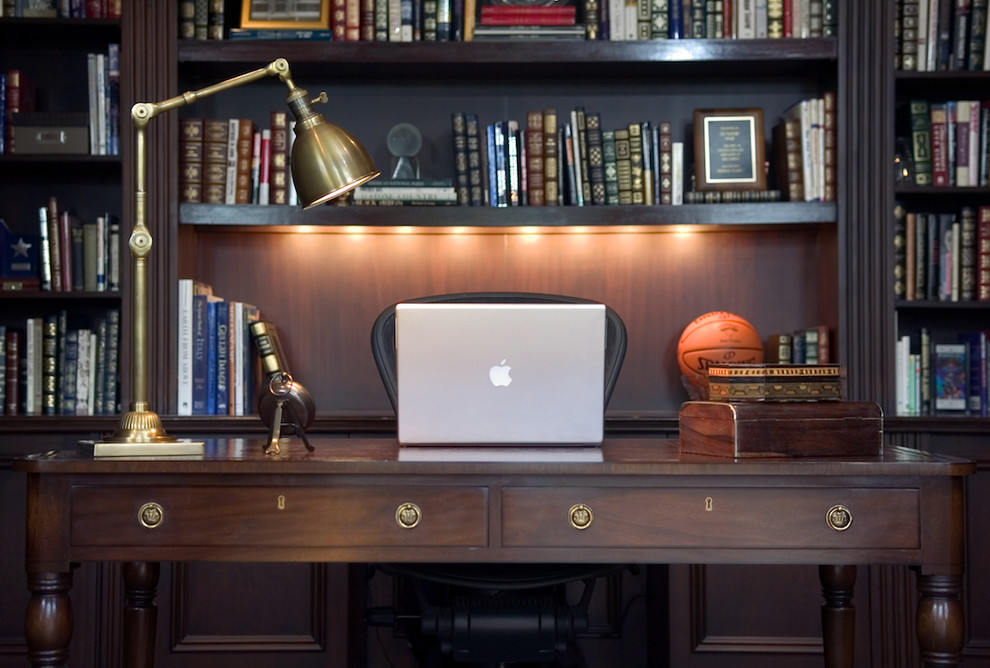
[677,311,764,377]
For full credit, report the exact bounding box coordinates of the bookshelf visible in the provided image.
[5,2,989,667]
[0,16,125,423]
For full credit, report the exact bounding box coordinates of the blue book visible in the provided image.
[668,0,682,38]
[214,300,229,416]
[206,299,218,415]
[191,292,209,415]
[486,124,498,208]
[957,332,987,416]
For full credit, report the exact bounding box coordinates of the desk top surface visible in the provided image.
[15,437,975,478]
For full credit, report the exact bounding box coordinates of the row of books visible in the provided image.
[905,99,990,187]
[1,44,119,157]
[178,0,224,40]
[896,0,990,72]
[209,0,836,42]
[773,94,837,203]
[0,310,120,416]
[0,0,120,17]
[895,329,990,417]
[765,325,831,365]
[176,279,261,417]
[179,113,296,206]
[12,197,121,293]
[894,204,990,302]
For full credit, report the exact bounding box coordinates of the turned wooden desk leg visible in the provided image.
[915,572,964,667]
[25,571,73,667]
[819,564,856,668]
[123,561,160,668]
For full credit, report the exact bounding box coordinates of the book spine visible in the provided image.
[4,330,18,415]
[602,129,620,204]
[235,119,254,204]
[269,111,289,205]
[203,118,229,204]
[465,114,484,206]
[179,117,204,203]
[914,210,927,300]
[206,299,218,415]
[0,327,6,415]
[822,90,836,201]
[42,315,57,416]
[978,205,990,301]
[614,128,632,204]
[104,308,119,414]
[525,110,544,206]
[960,206,978,300]
[954,0,971,69]
[902,0,920,70]
[586,113,606,206]
[177,279,193,415]
[191,292,209,415]
[909,99,933,185]
[215,300,229,416]
[362,0,377,39]
[542,109,559,206]
[93,315,106,415]
[46,197,63,291]
[658,120,672,205]
[224,118,239,205]
[258,128,272,205]
[930,102,949,185]
[506,119,521,206]
[71,224,84,291]
[452,112,470,205]
[955,99,972,185]
[37,206,53,291]
[106,42,120,155]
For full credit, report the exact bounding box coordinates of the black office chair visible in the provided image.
[367,292,628,668]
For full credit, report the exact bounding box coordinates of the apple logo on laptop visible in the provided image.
[489,359,512,387]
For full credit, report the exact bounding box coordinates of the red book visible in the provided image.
[480,5,576,24]
[86,0,105,17]
[783,0,792,37]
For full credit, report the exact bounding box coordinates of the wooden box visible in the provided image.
[679,400,883,458]
[707,363,844,401]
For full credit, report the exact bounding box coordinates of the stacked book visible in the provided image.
[473,1,584,40]
[772,92,837,202]
[176,279,261,417]
[350,179,457,205]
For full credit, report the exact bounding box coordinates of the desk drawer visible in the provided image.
[71,486,488,548]
[502,487,919,549]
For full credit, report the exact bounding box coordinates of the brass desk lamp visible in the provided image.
[87,58,378,457]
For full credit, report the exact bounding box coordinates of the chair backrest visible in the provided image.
[370,291,627,412]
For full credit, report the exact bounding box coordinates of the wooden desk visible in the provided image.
[16,437,974,667]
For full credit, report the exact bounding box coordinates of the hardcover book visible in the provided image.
[179,117,204,203]
[934,342,968,412]
[269,111,289,205]
[202,118,229,204]
[909,99,933,185]
[542,109,558,206]
[525,110,544,206]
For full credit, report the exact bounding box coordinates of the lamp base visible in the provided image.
[81,409,205,457]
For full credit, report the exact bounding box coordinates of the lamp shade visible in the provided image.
[291,115,379,208]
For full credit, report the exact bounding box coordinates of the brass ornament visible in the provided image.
[395,502,422,529]
[825,504,853,532]
[138,502,164,529]
[569,503,594,530]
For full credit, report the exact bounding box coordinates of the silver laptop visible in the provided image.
[396,302,606,445]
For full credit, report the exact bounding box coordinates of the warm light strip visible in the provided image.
[197,225,712,236]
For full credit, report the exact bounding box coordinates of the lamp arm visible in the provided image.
[125,58,297,416]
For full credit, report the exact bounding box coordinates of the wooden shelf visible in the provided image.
[180,201,837,228]
[177,38,838,80]
[0,290,120,302]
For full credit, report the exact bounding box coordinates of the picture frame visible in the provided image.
[240,0,331,29]
[693,108,766,191]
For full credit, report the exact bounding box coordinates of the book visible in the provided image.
[24,318,43,415]
[773,118,804,201]
[978,205,990,301]
[766,333,793,363]
[257,128,271,205]
[176,279,213,416]
[224,118,240,205]
[506,119,521,206]
[933,342,968,412]
[525,110,544,206]
[908,99,933,185]
[214,299,229,416]
[452,112,470,205]
[269,111,289,205]
[601,129,619,205]
[822,90,836,201]
[627,122,644,204]
[465,113,484,206]
[960,206,977,300]
[542,109,558,206]
[46,197,63,292]
[958,331,987,415]
[191,289,210,415]
[614,128,632,204]
[4,329,18,414]
[202,118,229,204]
[249,320,292,379]
[179,117,204,203]
[235,119,254,204]
[585,112,606,206]
[0,327,5,414]
[227,28,334,40]
[106,43,120,155]
[103,308,119,414]
[657,120,672,205]
[929,102,950,185]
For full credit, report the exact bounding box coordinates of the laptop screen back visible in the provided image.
[395,303,606,444]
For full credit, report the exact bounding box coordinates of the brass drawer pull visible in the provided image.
[826,505,853,532]
[395,502,422,529]
[569,503,594,530]
[138,502,164,529]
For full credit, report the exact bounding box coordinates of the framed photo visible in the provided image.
[241,0,331,29]
[693,108,766,191]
